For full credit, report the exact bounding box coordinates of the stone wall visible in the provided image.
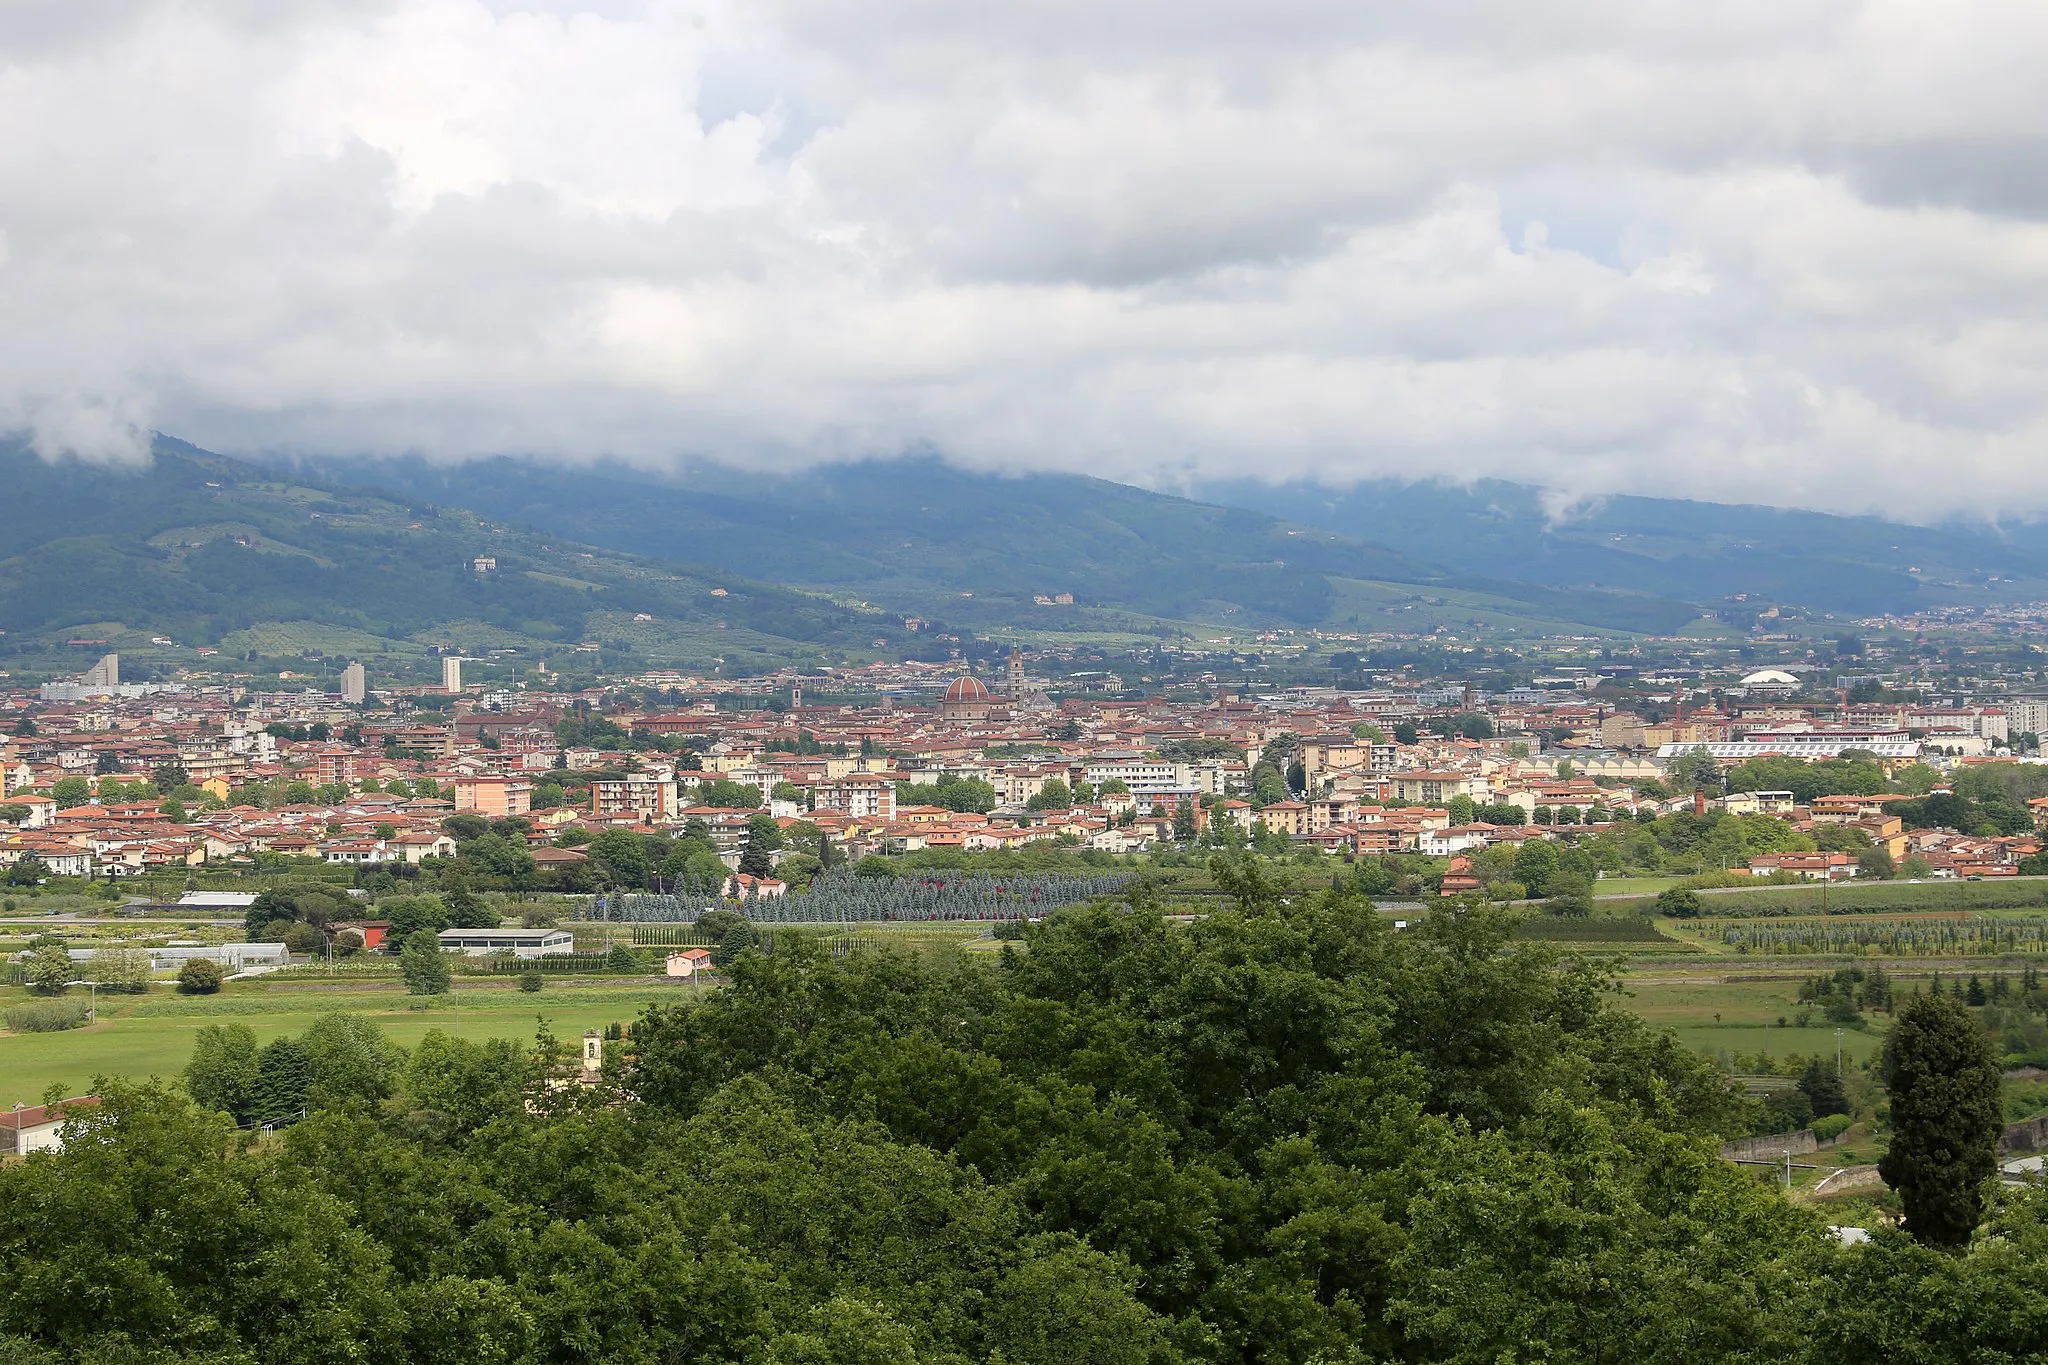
[2003,1115,2048,1153]
[1721,1129,1818,1162]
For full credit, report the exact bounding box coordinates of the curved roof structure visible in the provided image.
[943,675,991,703]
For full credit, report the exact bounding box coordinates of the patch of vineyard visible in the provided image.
[1718,915,2048,956]
[1612,878,2048,919]
[1512,916,1680,944]
[577,869,1135,924]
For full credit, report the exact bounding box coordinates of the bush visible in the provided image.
[177,958,224,994]
[1656,887,1705,919]
[283,922,326,955]
[1813,1113,1854,1143]
[519,970,544,993]
[6,999,91,1032]
[604,942,640,973]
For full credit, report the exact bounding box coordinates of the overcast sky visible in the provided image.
[5,0,2048,519]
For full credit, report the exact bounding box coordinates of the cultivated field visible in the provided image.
[1617,971,1889,1065]
[0,978,688,1109]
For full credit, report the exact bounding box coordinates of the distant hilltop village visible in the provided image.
[4,643,2048,886]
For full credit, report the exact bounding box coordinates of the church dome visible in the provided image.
[944,675,991,703]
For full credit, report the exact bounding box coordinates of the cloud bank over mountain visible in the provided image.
[5,0,2048,517]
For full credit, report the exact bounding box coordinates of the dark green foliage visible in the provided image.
[1513,839,1560,897]
[184,1023,260,1123]
[1025,778,1073,812]
[400,929,451,996]
[1542,872,1594,917]
[383,894,450,940]
[1798,1060,1849,1118]
[897,774,999,814]
[585,828,651,887]
[243,882,350,940]
[604,942,640,973]
[301,1013,404,1109]
[1880,993,2004,1247]
[715,919,760,966]
[32,858,2048,1363]
[694,778,762,809]
[252,1037,314,1124]
[737,812,782,879]
[399,1031,527,1133]
[1893,790,2035,836]
[1656,886,1705,918]
[1725,755,1887,804]
[439,874,498,929]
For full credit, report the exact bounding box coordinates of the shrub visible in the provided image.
[177,958,225,994]
[283,922,326,955]
[6,999,90,1032]
[519,970,544,993]
[1657,887,1705,919]
[1813,1113,1854,1143]
[1822,994,1864,1026]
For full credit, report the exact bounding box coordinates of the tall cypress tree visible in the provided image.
[738,813,781,879]
[1879,993,2003,1248]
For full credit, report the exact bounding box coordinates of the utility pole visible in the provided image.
[64,980,101,1023]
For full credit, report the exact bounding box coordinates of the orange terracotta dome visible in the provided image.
[943,675,991,703]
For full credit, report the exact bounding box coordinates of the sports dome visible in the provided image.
[944,675,991,703]
[1739,669,1801,687]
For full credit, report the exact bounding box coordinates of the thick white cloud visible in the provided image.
[4,0,2048,517]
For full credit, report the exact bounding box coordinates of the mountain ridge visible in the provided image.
[291,452,1708,636]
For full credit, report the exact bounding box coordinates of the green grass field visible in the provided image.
[1594,877,1687,898]
[1618,972,1886,1065]
[0,980,690,1108]
[1607,878,2048,919]
[1663,1025,1884,1066]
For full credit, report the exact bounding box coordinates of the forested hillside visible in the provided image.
[307,453,1706,635]
[0,440,918,678]
[1203,476,2048,614]
[4,877,2045,1363]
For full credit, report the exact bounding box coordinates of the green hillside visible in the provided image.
[0,440,924,682]
[0,440,1714,685]
[300,453,1705,635]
